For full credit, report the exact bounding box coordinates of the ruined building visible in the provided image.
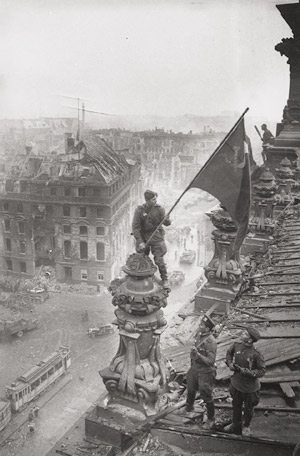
[0,133,141,285]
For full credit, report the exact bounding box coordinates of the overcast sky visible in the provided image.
[0,0,295,122]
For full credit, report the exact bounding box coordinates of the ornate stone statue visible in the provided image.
[100,253,172,415]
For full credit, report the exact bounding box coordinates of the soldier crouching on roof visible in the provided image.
[224,326,265,437]
[131,189,171,288]
[186,315,217,430]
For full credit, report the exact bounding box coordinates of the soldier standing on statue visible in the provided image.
[132,189,171,288]
[185,315,217,430]
[224,326,265,437]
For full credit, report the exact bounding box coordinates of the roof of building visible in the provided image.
[79,135,130,184]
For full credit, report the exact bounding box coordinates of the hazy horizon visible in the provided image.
[0,0,294,123]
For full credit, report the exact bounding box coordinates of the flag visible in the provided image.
[186,118,251,252]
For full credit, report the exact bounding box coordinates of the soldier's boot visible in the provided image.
[202,401,215,430]
[158,265,169,288]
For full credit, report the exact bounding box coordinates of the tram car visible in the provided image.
[0,399,11,431]
[6,345,71,412]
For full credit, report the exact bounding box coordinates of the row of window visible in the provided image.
[2,202,108,219]
[64,267,104,282]
[4,220,25,233]
[5,239,26,254]
[49,186,110,197]
[6,259,26,273]
[62,205,108,218]
[6,170,130,198]
[64,241,105,261]
[2,202,24,213]
[5,239,105,260]
[63,225,105,236]
[4,221,105,237]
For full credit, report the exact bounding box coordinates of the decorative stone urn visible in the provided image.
[194,206,243,314]
[249,168,277,236]
[274,157,295,207]
[99,253,172,416]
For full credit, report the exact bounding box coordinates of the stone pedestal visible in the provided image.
[194,208,243,315]
[242,168,277,255]
[99,253,172,417]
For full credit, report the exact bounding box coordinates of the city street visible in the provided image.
[0,272,201,455]
[0,194,217,455]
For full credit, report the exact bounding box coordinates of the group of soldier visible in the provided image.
[132,189,266,437]
[186,315,265,436]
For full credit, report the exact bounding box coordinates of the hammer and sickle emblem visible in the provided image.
[225,141,248,171]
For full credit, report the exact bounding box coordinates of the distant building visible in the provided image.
[0,133,141,285]
[96,127,222,188]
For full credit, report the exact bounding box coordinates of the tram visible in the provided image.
[6,345,71,412]
[0,399,11,431]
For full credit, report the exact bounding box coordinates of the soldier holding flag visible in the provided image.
[132,190,171,287]
[132,108,251,288]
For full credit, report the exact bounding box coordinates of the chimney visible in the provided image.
[64,133,74,153]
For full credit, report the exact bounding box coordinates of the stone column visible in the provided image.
[242,168,277,253]
[100,253,172,416]
[194,207,243,315]
[265,2,300,170]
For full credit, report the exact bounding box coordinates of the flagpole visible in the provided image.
[143,107,249,250]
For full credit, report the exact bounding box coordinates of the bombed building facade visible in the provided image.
[0,133,141,285]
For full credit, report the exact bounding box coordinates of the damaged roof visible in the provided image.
[78,135,130,184]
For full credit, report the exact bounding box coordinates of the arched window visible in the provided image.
[80,241,88,260]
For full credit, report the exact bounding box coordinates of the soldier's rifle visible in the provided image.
[254,125,262,140]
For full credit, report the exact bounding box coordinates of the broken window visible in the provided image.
[81,269,88,280]
[63,206,70,217]
[63,225,71,234]
[80,241,88,259]
[96,226,105,236]
[19,241,26,254]
[6,259,12,271]
[64,240,71,258]
[5,239,11,252]
[4,220,10,232]
[78,187,85,197]
[20,181,27,192]
[64,267,72,280]
[79,207,86,218]
[79,225,88,235]
[17,202,23,213]
[20,262,26,273]
[96,242,105,261]
[18,221,25,234]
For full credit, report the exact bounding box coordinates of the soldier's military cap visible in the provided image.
[202,314,215,330]
[247,326,260,342]
[144,189,158,200]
